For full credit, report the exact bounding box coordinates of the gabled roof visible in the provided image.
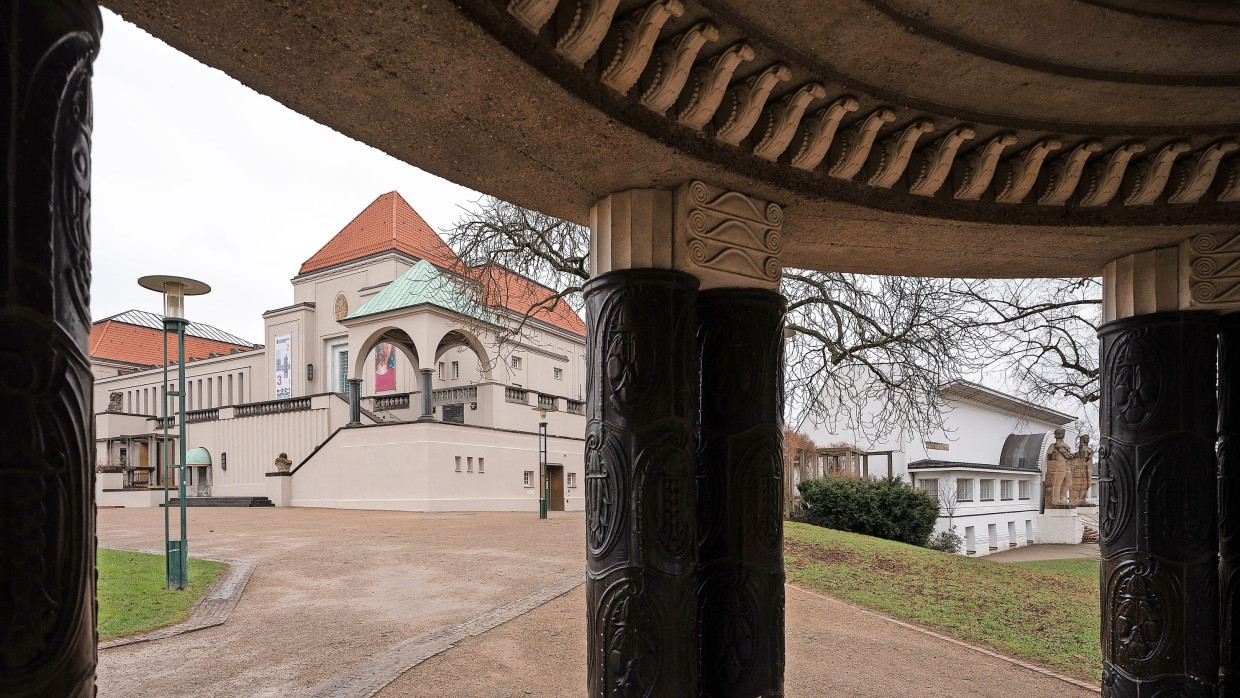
[298,191,460,275]
[346,259,493,323]
[90,313,256,368]
[940,380,1077,426]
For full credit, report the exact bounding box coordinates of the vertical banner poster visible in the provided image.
[274,334,292,399]
[375,342,396,392]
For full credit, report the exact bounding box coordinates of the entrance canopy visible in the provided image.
[103,0,1240,278]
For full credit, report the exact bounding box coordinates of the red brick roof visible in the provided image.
[90,320,254,367]
[474,263,587,336]
[298,191,460,275]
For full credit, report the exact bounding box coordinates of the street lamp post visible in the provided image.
[139,275,210,590]
[536,406,548,519]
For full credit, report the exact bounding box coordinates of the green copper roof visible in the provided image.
[346,259,491,323]
[186,447,212,466]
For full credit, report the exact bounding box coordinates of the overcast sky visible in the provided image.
[91,8,482,342]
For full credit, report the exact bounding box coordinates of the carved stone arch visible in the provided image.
[351,326,421,382]
[432,328,494,381]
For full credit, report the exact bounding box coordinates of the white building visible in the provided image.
[93,192,587,512]
[803,380,1091,555]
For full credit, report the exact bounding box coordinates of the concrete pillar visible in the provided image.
[347,378,362,426]
[420,368,435,419]
[1099,242,1240,696]
[0,1,103,695]
[586,182,786,696]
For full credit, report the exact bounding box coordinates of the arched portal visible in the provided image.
[433,328,493,381]
[351,326,420,383]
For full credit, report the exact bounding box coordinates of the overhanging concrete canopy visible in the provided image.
[104,0,1240,277]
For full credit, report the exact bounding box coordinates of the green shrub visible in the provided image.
[797,476,940,546]
[926,527,963,554]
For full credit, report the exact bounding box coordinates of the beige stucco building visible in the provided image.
[93,191,587,511]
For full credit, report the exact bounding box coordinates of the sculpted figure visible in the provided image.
[1072,434,1096,506]
[1044,428,1073,508]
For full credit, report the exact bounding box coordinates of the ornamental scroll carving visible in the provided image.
[1186,232,1240,308]
[674,181,782,290]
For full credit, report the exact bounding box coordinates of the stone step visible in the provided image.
[162,496,275,508]
[1082,526,1099,543]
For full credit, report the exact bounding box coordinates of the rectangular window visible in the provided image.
[467,456,474,473]
[964,526,976,554]
[956,478,973,502]
[478,457,485,474]
[1000,479,1013,500]
[455,456,461,472]
[452,361,460,379]
[554,367,563,380]
[980,479,995,501]
[918,478,939,502]
[1018,480,1031,500]
[512,356,522,369]
[438,362,445,380]
[567,472,577,488]
[523,471,533,487]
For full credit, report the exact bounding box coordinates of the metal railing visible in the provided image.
[505,386,530,404]
[566,399,585,415]
[537,393,557,411]
[234,396,312,418]
[370,393,411,410]
[433,386,478,405]
[185,408,219,424]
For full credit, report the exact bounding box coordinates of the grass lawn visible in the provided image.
[97,548,229,641]
[784,522,1100,684]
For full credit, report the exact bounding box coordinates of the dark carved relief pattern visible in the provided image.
[584,269,699,697]
[1220,315,1240,693]
[0,3,102,696]
[696,289,786,697]
[1099,313,1219,697]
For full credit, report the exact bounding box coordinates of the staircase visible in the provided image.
[162,496,274,508]
[1082,526,1099,543]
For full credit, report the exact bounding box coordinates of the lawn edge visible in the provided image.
[786,583,1101,694]
[99,549,256,649]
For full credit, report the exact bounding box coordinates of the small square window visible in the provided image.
[478,457,485,473]
[512,356,522,370]
[980,479,995,501]
[553,367,563,380]
[1018,480,1031,500]
[452,361,460,379]
[567,472,576,488]
[438,362,445,380]
[467,456,473,473]
[455,456,461,472]
[1000,479,1013,500]
[523,470,533,487]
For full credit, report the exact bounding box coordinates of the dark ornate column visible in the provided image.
[347,378,363,425]
[0,2,102,696]
[697,288,786,697]
[1099,311,1219,697]
[1221,314,1240,695]
[419,368,434,418]
[583,264,700,696]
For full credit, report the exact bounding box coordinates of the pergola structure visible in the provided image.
[5,1,1240,695]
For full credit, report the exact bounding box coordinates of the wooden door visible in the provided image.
[548,465,565,511]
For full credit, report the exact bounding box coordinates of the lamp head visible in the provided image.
[138,275,211,321]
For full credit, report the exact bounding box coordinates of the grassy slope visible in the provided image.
[97,548,229,641]
[784,522,1100,684]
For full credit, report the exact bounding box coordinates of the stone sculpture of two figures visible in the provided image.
[1043,428,1095,508]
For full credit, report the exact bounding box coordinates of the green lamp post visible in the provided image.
[139,274,211,590]
[535,405,548,520]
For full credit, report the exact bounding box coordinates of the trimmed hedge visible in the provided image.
[797,476,940,546]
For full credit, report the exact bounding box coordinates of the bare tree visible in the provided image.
[938,480,960,530]
[443,195,1101,442]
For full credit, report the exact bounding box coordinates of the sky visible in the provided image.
[91,8,482,343]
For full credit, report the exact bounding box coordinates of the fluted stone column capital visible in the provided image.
[1103,233,1240,321]
[590,182,783,290]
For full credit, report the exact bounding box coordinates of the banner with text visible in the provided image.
[274,334,292,399]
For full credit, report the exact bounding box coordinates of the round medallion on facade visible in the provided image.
[1109,557,1176,668]
[635,430,694,567]
[334,294,349,321]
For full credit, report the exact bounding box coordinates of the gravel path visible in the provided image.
[97,508,584,697]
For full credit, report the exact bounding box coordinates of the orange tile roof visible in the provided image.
[298,191,461,275]
[90,320,254,367]
[473,263,587,336]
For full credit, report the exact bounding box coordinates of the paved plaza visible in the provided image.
[98,509,1097,697]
